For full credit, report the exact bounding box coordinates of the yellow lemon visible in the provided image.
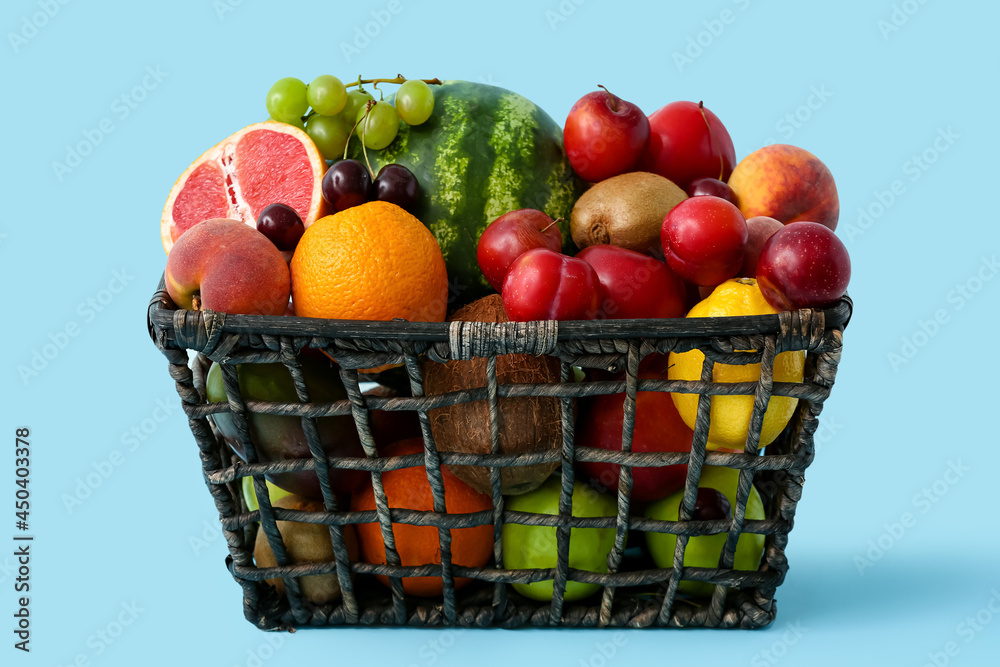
[668,278,804,450]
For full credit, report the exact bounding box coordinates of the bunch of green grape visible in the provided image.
[265,75,436,160]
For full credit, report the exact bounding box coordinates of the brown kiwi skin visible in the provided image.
[253,494,358,605]
[570,171,687,256]
[422,295,564,496]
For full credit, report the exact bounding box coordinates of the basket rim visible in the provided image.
[147,273,852,344]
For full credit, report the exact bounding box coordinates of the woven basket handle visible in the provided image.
[448,319,559,360]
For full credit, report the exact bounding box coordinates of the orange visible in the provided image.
[290,201,448,323]
[668,278,805,450]
[350,439,494,597]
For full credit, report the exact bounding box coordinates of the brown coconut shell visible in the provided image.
[422,295,563,495]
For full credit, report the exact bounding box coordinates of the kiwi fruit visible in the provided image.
[253,494,358,605]
[570,171,687,254]
[422,295,563,495]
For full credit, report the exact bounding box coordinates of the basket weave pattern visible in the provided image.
[148,278,850,630]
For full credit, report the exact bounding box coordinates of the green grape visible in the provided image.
[355,100,399,150]
[267,115,305,130]
[306,113,353,160]
[342,89,375,128]
[307,74,347,116]
[395,79,435,126]
[265,77,309,124]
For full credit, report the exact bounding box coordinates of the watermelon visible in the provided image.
[352,80,584,303]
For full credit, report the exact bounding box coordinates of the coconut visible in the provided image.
[422,295,563,495]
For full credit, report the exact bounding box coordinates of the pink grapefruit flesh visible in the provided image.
[161,121,327,253]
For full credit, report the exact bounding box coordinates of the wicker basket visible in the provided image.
[147,275,851,630]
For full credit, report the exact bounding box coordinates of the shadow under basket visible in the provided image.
[147,276,851,631]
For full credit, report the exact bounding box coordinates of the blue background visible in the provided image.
[4,0,999,665]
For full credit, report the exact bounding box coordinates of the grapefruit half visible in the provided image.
[161,121,327,253]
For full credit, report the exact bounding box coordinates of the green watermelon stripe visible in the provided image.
[351,80,584,303]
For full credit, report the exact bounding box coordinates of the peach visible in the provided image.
[727,144,839,231]
[165,218,290,315]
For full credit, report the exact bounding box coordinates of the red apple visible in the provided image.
[661,196,748,286]
[641,101,736,191]
[165,218,291,315]
[738,216,784,278]
[563,86,650,183]
[576,245,686,319]
[502,248,601,321]
[477,209,562,292]
[756,222,851,310]
[577,355,694,503]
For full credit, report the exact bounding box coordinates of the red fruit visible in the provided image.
[502,248,601,321]
[477,209,562,292]
[564,87,650,183]
[576,245,686,319]
[641,101,736,191]
[686,177,737,204]
[661,196,748,286]
[756,222,851,310]
[739,216,784,278]
[577,355,695,503]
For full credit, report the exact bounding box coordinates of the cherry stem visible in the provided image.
[540,217,564,233]
[358,101,376,180]
[597,84,618,112]
[699,101,724,181]
[346,75,442,90]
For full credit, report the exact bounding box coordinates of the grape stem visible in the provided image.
[347,75,443,91]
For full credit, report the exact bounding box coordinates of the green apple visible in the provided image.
[502,476,618,602]
[241,475,293,513]
[644,465,765,597]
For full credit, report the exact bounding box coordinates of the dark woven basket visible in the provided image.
[147,275,851,630]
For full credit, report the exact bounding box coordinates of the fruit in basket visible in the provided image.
[423,295,563,495]
[644,465,765,597]
[576,245,687,319]
[351,439,493,596]
[305,113,353,161]
[502,477,618,602]
[254,493,359,604]
[306,74,348,116]
[661,196,748,286]
[354,99,400,150]
[290,201,448,323]
[256,203,305,252]
[161,121,327,253]
[738,216,784,278]
[265,77,309,124]
[364,384,423,446]
[563,86,650,183]
[242,476,293,512]
[502,249,602,321]
[686,177,737,204]
[756,221,851,310]
[206,354,367,500]
[348,80,583,302]
[372,163,421,213]
[727,144,839,231]
[394,79,435,126]
[476,209,563,293]
[576,356,694,502]
[322,159,373,213]
[641,101,736,191]
[165,218,291,316]
[570,171,687,256]
[668,278,805,451]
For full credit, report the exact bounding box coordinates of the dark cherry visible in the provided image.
[686,177,738,204]
[322,159,372,212]
[255,203,305,251]
[690,487,732,521]
[372,163,421,212]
